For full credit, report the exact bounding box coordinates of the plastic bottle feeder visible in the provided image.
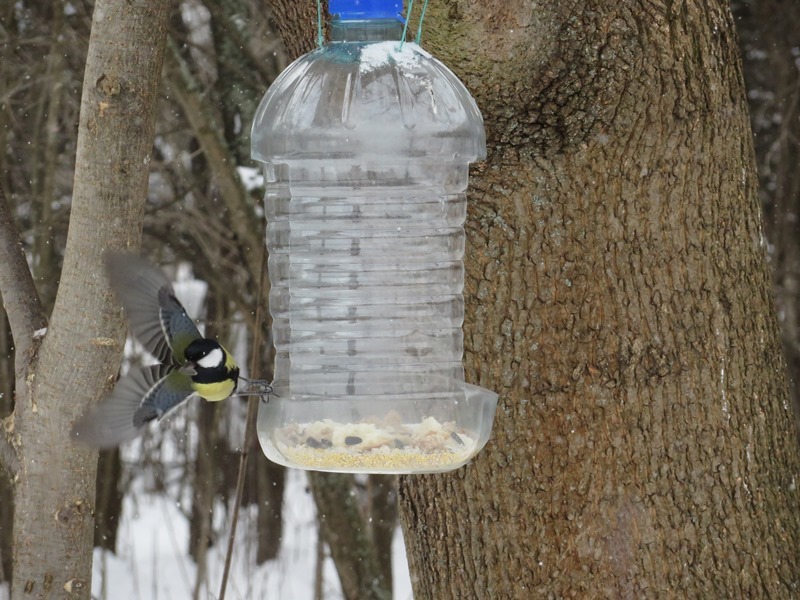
[251,0,498,473]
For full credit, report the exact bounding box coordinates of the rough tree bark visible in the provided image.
[393,1,800,598]
[269,0,320,60]
[0,0,171,597]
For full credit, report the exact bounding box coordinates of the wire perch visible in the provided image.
[238,377,275,398]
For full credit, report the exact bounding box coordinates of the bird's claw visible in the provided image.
[238,378,276,400]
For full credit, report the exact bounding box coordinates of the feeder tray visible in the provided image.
[257,383,497,474]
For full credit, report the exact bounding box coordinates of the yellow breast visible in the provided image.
[194,379,236,402]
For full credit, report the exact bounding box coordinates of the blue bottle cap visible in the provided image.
[329,0,404,21]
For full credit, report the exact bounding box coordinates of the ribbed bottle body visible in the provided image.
[266,160,469,408]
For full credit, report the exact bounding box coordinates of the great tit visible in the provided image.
[71,252,272,448]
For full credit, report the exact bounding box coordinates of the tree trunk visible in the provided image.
[367,474,397,593]
[254,451,284,563]
[190,401,218,598]
[268,0,319,60]
[92,449,123,552]
[396,1,800,597]
[308,472,391,600]
[0,304,13,585]
[1,1,171,597]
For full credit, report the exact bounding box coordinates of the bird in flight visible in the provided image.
[72,252,272,448]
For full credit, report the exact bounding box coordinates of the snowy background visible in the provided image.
[0,467,412,599]
[89,468,412,600]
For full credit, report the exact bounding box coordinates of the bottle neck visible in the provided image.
[329,18,405,42]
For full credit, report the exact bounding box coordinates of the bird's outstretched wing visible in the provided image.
[71,364,196,448]
[105,252,202,365]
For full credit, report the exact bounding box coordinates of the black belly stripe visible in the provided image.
[192,366,239,385]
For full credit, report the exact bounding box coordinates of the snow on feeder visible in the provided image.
[251,0,497,473]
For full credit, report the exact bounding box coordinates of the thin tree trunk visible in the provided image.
[396,1,800,598]
[313,516,325,600]
[0,306,13,584]
[308,472,391,600]
[254,453,284,563]
[0,471,10,586]
[190,293,222,586]
[1,1,171,596]
[93,449,123,552]
[368,474,397,593]
[190,402,217,598]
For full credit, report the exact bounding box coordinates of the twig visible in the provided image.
[313,511,325,600]
[219,242,269,600]
[0,185,47,371]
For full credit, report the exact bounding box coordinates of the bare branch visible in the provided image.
[163,37,264,280]
[202,0,284,90]
[0,186,47,370]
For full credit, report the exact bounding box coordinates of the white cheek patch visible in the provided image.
[197,348,224,369]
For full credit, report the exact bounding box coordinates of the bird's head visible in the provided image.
[184,338,225,370]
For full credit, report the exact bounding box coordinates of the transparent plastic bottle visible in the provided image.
[252,0,497,473]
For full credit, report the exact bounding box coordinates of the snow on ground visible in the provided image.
[91,468,413,599]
